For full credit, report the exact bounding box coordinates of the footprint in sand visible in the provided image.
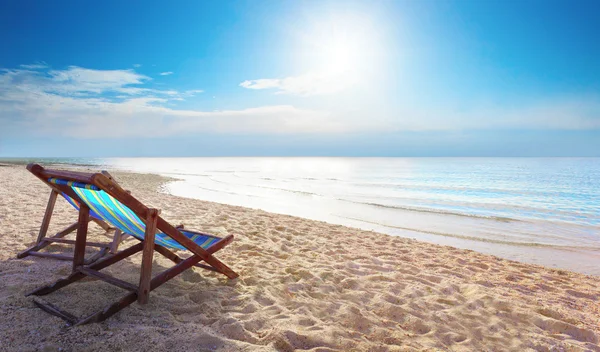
[533,317,598,343]
[406,319,432,335]
[565,289,598,300]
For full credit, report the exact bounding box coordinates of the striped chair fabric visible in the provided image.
[49,178,220,251]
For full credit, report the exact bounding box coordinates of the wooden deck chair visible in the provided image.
[18,170,129,264]
[24,164,238,325]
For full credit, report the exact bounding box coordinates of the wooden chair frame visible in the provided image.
[24,164,238,325]
[18,172,129,264]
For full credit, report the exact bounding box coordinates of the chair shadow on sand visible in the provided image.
[15,233,239,323]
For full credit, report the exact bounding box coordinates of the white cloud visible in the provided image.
[160,71,173,76]
[182,89,204,96]
[133,64,142,68]
[0,65,337,138]
[46,66,150,94]
[19,63,48,70]
[240,79,281,90]
[0,66,201,100]
[240,71,352,96]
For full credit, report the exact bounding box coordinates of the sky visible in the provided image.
[0,0,599,157]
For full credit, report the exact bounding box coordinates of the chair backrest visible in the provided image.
[49,176,105,220]
[70,184,211,250]
[48,176,145,238]
[28,163,218,252]
[71,186,147,240]
[48,176,182,249]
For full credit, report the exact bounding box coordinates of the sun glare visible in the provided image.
[321,41,359,73]
[295,11,384,77]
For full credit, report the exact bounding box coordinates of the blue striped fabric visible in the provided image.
[71,187,220,251]
[61,193,103,220]
[48,178,100,190]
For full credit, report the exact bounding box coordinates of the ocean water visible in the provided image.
[12,157,600,275]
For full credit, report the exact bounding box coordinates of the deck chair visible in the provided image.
[18,170,129,264]
[24,163,238,325]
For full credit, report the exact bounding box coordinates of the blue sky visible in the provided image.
[1,0,599,157]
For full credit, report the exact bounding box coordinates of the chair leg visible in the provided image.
[76,293,138,325]
[36,190,59,244]
[79,253,204,325]
[110,229,123,254]
[18,222,79,259]
[91,218,112,232]
[84,248,109,265]
[72,205,90,272]
[19,219,110,264]
[33,299,78,326]
[159,220,239,279]
[27,242,144,297]
[138,209,158,304]
[26,243,146,326]
[27,237,225,325]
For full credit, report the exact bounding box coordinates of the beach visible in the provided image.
[58,157,600,276]
[0,165,599,351]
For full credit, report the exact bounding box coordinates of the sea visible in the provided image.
[5,157,599,275]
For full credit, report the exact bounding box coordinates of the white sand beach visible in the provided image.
[0,165,599,351]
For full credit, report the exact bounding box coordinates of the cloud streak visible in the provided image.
[240,71,352,96]
[46,66,150,95]
[19,63,48,70]
[160,71,173,76]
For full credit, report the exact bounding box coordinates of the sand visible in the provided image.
[0,165,599,352]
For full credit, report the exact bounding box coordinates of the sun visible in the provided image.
[298,12,382,76]
[321,41,359,73]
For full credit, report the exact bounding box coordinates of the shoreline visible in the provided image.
[1,165,599,351]
[155,167,600,277]
[165,179,600,278]
[51,162,600,276]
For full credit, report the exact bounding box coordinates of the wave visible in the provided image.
[338,199,519,222]
[199,177,325,197]
[167,182,264,199]
[254,185,323,197]
[293,177,340,181]
[340,216,600,251]
[340,195,600,225]
[347,180,598,200]
[160,172,212,178]
[204,170,241,173]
